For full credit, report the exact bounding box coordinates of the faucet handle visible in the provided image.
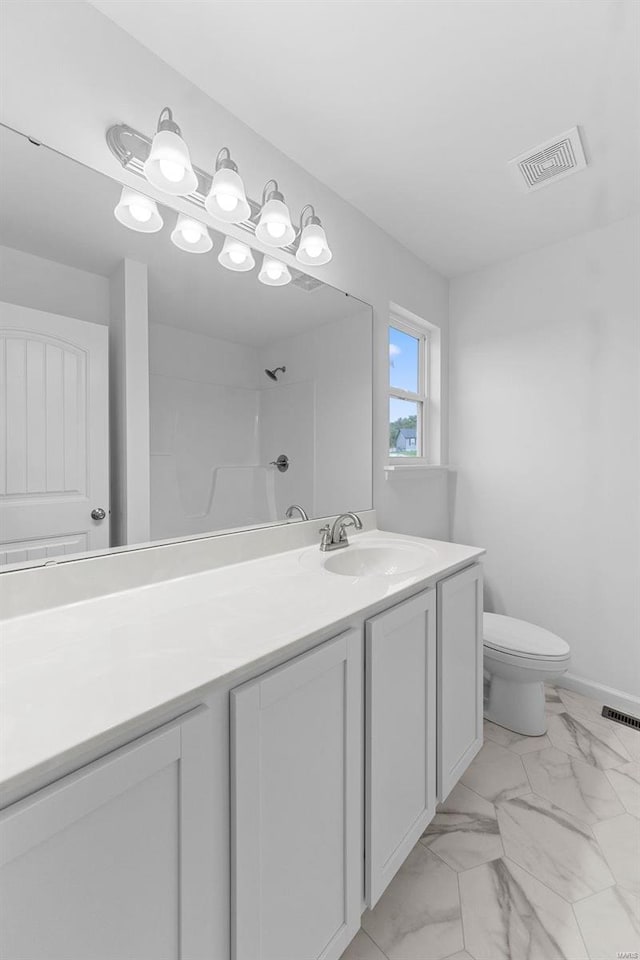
[336,521,350,542]
[319,524,332,550]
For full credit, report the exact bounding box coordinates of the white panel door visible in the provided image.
[0,707,217,960]
[0,302,109,565]
[437,563,484,801]
[365,589,437,907]
[231,630,362,960]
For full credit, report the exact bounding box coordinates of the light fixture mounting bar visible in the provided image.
[106,122,298,252]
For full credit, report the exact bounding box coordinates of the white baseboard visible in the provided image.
[557,673,640,718]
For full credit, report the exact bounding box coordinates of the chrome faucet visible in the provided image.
[285,504,309,522]
[319,512,363,551]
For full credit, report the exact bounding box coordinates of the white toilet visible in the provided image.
[483,613,570,736]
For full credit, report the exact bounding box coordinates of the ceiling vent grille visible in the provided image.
[291,272,324,292]
[509,126,587,192]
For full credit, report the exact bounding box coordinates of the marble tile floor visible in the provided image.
[341,686,640,960]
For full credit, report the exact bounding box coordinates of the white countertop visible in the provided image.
[0,530,484,798]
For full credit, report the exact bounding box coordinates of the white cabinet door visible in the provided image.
[0,707,216,960]
[365,589,437,907]
[232,630,362,960]
[437,563,484,801]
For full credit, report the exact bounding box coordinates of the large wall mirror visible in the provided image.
[0,124,373,569]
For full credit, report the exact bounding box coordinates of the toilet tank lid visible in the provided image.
[483,613,570,658]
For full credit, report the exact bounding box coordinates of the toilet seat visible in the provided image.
[483,613,570,661]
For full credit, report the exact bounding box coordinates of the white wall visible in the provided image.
[449,216,640,701]
[109,259,150,547]
[148,312,373,538]
[0,0,449,540]
[259,379,315,521]
[148,323,266,539]
[0,245,109,325]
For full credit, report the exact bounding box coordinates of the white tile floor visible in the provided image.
[341,686,640,960]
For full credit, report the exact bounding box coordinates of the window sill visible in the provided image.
[384,463,450,478]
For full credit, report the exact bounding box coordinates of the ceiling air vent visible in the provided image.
[509,126,587,192]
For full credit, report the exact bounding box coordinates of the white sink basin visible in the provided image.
[320,540,436,578]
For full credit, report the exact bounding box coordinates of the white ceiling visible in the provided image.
[90,0,640,277]
[0,127,366,345]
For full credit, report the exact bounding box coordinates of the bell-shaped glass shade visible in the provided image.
[170,214,212,254]
[205,167,251,223]
[255,197,295,247]
[258,255,292,286]
[296,220,332,266]
[143,129,198,196]
[114,187,163,233]
[218,236,255,272]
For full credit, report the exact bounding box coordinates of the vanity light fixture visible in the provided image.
[143,107,198,196]
[170,214,213,254]
[114,187,163,232]
[258,255,292,286]
[204,147,251,223]
[218,236,255,272]
[255,180,296,247]
[107,116,334,267]
[295,205,332,266]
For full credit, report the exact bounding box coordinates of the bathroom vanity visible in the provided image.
[0,527,484,960]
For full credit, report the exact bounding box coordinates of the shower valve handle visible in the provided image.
[270,454,289,473]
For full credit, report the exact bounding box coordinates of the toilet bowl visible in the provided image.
[483,613,570,736]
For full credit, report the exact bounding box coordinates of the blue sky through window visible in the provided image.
[389,326,419,420]
[389,326,418,393]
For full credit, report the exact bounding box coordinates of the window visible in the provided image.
[388,317,428,460]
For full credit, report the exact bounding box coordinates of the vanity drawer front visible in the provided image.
[231,629,362,960]
[0,706,216,960]
[365,588,437,907]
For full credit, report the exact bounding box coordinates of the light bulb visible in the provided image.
[266,260,283,280]
[159,157,185,183]
[304,240,324,259]
[205,158,251,223]
[259,255,291,286]
[129,202,152,223]
[216,192,239,212]
[266,221,287,239]
[296,217,332,266]
[143,110,197,196]
[181,224,201,245]
[218,236,255,271]
[170,214,212,254]
[256,190,295,247]
[114,187,163,233]
[229,246,247,265]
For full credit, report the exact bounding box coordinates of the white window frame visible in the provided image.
[388,314,429,463]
